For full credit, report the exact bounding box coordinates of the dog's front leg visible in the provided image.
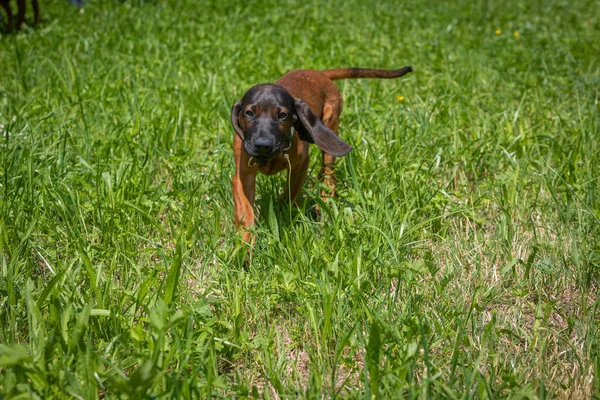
[232,161,257,245]
[281,155,309,205]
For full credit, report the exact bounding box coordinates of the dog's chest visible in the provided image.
[258,155,290,175]
[257,139,307,175]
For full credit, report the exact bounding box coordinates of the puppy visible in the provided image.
[231,67,413,244]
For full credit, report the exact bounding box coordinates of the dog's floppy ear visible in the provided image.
[293,98,352,157]
[231,100,245,140]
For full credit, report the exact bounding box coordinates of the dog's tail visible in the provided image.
[320,66,413,81]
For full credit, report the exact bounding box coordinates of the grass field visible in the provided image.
[1,0,599,398]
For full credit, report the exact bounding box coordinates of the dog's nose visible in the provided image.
[254,137,274,153]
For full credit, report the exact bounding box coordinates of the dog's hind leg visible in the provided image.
[319,100,342,200]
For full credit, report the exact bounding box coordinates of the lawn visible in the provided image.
[0,0,599,398]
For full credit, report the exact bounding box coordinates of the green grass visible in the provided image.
[1,0,599,398]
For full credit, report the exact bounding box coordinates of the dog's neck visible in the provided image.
[285,126,296,143]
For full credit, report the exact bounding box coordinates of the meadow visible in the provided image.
[0,0,598,398]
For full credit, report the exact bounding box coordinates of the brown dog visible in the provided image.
[231,67,413,243]
[0,0,39,32]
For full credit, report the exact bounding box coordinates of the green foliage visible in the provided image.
[0,0,599,398]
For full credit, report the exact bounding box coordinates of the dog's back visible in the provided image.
[276,70,339,118]
[275,67,414,117]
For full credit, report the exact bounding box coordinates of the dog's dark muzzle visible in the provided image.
[244,129,295,166]
[244,139,281,157]
[252,136,277,154]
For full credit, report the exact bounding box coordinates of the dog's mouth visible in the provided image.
[244,141,288,164]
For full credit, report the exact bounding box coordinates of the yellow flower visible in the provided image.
[495,29,501,35]
[396,96,405,102]
[514,32,519,37]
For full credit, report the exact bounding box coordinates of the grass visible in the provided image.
[0,0,599,398]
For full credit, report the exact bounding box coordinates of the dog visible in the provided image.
[231,67,413,244]
[0,0,39,32]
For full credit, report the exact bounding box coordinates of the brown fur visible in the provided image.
[231,67,412,245]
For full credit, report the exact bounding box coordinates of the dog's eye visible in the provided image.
[278,112,288,120]
[244,110,254,118]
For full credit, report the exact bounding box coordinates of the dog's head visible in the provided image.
[231,84,352,164]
